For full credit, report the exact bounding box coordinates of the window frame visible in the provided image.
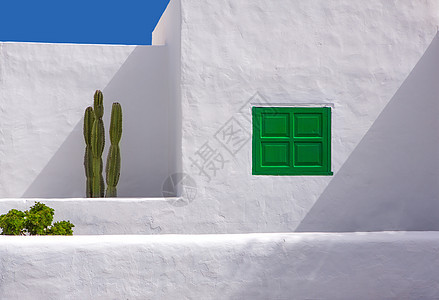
[252,106,333,176]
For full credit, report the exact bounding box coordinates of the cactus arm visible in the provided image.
[109,102,122,144]
[106,103,122,197]
[93,90,104,118]
[84,147,93,197]
[91,119,105,197]
[90,90,105,198]
[83,107,95,197]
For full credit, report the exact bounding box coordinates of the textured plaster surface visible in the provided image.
[0,42,176,198]
[0,231,438,299]
[177,0,439,232]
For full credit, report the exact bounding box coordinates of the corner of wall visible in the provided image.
[151,0,183,194]
[152,0,181,47]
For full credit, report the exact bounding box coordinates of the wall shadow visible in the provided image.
[296,34,439,232]
[23,46,177,197]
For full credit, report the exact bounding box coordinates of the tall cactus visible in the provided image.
[105,103,122,197]
[90,90,105,197]
[83,107,95,197]
[83,90,122,198]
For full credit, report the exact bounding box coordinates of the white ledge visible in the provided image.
[0,231,438,299]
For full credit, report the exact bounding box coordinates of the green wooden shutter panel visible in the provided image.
[252,107,332,176]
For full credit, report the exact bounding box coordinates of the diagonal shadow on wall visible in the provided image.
[296,33,439,232]
[23,46,177,198]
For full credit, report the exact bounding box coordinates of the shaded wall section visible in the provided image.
[0,43,174,198]
[101,46,173,197]
[297,34,439,232]
[153,0,182,189]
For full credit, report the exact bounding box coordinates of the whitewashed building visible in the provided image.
[0,0,438,298]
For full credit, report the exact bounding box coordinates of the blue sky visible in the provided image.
[0,0,170,45]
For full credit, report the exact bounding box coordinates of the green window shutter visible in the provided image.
[252,107,332,176]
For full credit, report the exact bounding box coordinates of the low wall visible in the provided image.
[0,198,183,235]
[0,232,438,299]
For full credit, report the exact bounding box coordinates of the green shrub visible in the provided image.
[0,202,75,236]
[47,221,74,236]
[0,209,26,235]
[24,202,54,235]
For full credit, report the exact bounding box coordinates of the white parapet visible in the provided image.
[0,198,183,235]
[0,231,438,299]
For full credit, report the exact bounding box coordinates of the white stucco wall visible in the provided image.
[1,0,439,234]
[0,42,176,198]
[0,4,438,298]
[1,231,439,299]
[174,0,439,232]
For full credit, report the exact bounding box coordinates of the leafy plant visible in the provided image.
[0,209,26,235]
[47,221,75,235]
[24,201,54,235]
[0,202,74,236]
[83,90,122,197]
